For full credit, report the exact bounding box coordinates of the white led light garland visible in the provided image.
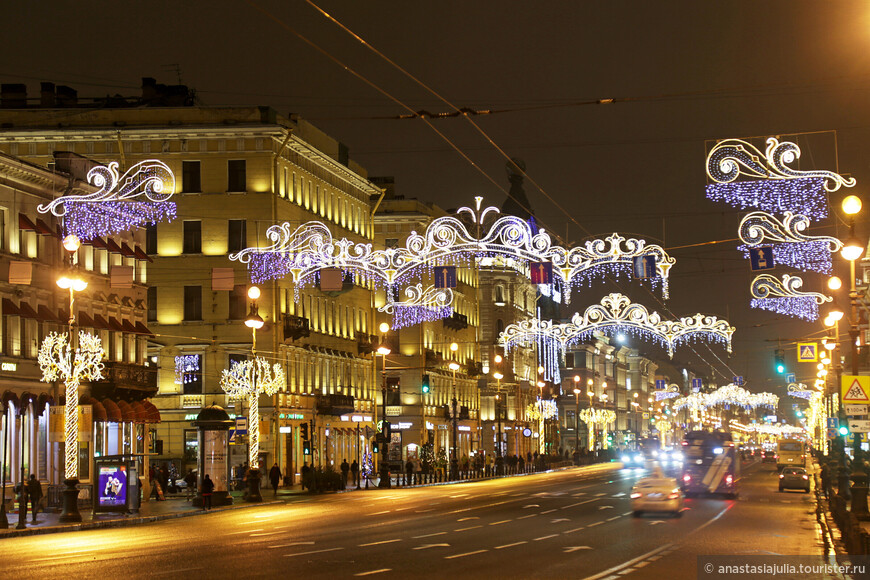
[220,358,285,465]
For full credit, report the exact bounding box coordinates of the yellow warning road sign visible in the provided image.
[842,375,870,404]
[797,342,818,362]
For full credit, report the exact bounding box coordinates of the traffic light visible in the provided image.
[774,349,786,374]
[300,423,309,441]
[422,374,431,394]
[372,438,379,454]
[303,441,311,455]
[839,425,850,437]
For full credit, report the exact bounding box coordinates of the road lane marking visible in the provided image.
[634,561,650,568]
[447,507,475,514]
[416,509,433,513]
[359,539,401,547]
[561,498,601,510]
[250,531,284,537]
[371,510,391,515]
[648,521,665,526]
[606,516,621,522]
[565,546,593,552]
[454,525,482,532]
[598,505,614,510]
[457,517,480,521]
[413,531,447,539]
[563,527,585,534]
[534,534,559,541]
[495,541,527,549]
[150,568,202,576]
[450,494,469,498]
[268,542,315,549]
[229,529,263,534]
[541,509,556,514]
[582,543,674,580]
[413,544,450,550]
[588,521,602,527]
[489,520,511,525]
[622,512,632,516]
[518,514,538,519]
[285,547,345,558]
[523,504,541,509]
[445,549,488,559]
[355,569,392,576]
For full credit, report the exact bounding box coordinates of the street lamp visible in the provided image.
[449,342,460,480]
[377,323,391,488]
[573,382,581,459]
[493,370,504,461]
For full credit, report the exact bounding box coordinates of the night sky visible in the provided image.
[4,1,870,403]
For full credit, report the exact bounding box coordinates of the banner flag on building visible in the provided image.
[530,261,553,285]
[320,268,344,292]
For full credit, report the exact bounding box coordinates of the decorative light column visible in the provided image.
[841,195,869,518]
[493,367,504,465]
[376,323,392,488]
[573,375,581,458]
[39,235,104,523]
[220,286,284,503]
[449,342,460,480]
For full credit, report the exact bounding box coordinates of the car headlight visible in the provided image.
[621,455,631,463]
[634,455,643,462]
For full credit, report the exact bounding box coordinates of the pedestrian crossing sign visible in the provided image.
[842,375,870,404]
[797,342,818,362]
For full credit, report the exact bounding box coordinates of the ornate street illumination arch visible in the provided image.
[498,293,734,359]
[738,211,843,274]
[750,274,831,321]
[377,284,453,329]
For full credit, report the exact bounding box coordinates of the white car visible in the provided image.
[630,474,684,517]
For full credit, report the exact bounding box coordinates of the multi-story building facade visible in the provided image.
[0,79,382,488]
[0,151,153,503]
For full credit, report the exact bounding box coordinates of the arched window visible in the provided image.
[494,285,506,306]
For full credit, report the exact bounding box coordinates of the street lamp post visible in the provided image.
[841,195,869,518]
[377,323,392,488]
[449,342,460,480]
[493,369,504,463]
[573,381,581,461]
[244,286,265,502]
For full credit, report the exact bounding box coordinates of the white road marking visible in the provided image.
[454,525,482,532]
[371,510,391,515]
[588,521,603,527]
[415,509,433,513]
[268,542,314,549]
[445,549,488,559]
[250,531,284,537]
[595,493,607,496]
[457,516,480,521]
[285,547,345,558]
[598,505,614,510]
[495,541,527,549]
[565,546,593,552]
[413,531,447,539]
[622,512,633,516]
[534,534,559,541]
[413,544,450,550]
[612,492,625,497]
[450,494,469,498]
[229,529,263,535]
[634,561,650,568]
[541,509,556,514]
[355,569,392,576]
[523,504,541,509]
[359,539,401,547]
[489,519,511,526]
[648,521,665,526]
[582,543,674,580]
[606,516,621,522]
[518,514,538,520]
[563,527,586,534]
[149,568,203,576]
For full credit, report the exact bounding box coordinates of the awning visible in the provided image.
[141,400,161,423]
[18,392,36,412]
[116,400,136,423]
[35,218,59,238]
[129,401,147,423]
[36,393,53,410]
[121,319,137,334]
[105,239,123,254]
[107,317,123,332]
[57,308,69,324]
[120,243,136,258]
[90,399,107,422]
[17,302,40,320]
[134,321,155,336]
[18,214,37,232]
[92,314,110,330]
[2,298,20,316]
[102,399,122,422]
[91,237,107,249]
[134,246,153,263]
[1,391,19,409]
[38,304,61,323]
[77,311,95,328]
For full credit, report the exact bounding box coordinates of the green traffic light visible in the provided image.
[776,363,785,374]
[839,426,849,436]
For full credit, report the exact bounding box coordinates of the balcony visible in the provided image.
[89,361,157,400]
[443,312,468,331]
[283,314,310,341]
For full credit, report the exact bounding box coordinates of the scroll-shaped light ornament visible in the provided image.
[526,399,559,421]
[750,274,831,321]
[672,392,709,412]
[738,211,843,274]
[378,284,453,329]
[706,137,855,219]
[579,407,616,427]
[787,383,815,400]
[655,384,681,401]
[498,293,734,359]
[39,331,104,479]
[230,198,674,301]
[220,357,285,465]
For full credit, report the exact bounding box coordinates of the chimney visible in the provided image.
[40,82,56,107]
[0,84,27,108]
[141,77,157,102]
[56,85,77,107]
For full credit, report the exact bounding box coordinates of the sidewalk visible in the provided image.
[0,486,308,538]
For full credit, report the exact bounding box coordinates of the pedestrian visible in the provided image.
[340,459,350,487]
[269,463,282,495]
[405,459,414,484]
[184,469,197,501]
[518,455,525,472]
[301,462,310,491]
[820,463,830,498]
[201,474,215,510]
[350,459,360,486]
[27,474,42,522]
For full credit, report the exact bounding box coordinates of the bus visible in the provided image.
[776,437,807,470]
[680,431,740,498]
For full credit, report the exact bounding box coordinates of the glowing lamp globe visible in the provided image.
[450,342,458,352]
[828,276,842,291]
[247,286,261,300]
[379,322,390,334]
[245,313,264,329]
[493,372,503,380]
[842,195,863,216]
[448,362,460,371]
[841,238,865,261]
[62,234,81,253]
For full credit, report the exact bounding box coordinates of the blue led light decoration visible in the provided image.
[787,383,815,400]
[174,355,200,385]
[655,384,681,401]
[750,274,832,321]
[706,137,855,219]
[737,211,843,274]
[229,197,675,301]
[498,293,734,359]
[672,384,778,412]
[377,284,454,329]
[38,160,177,240]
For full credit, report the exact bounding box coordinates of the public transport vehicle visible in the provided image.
[776,437,807,470]
[680,431,740,498]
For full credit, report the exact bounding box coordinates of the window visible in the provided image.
[147,287,157,322]
[183,221,201,254]
[184,286,202,321]
[229,285,246,320]
[227,219,247,254]
[145,223,157,255]
[182,354,203,395]
[227,160,246,192]
[494,285,506,306]
[182,161,201,193]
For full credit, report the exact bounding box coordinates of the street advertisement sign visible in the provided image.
[204,430,229,492]
[97,463,127,510]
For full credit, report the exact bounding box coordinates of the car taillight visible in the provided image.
[725,475,733,485]
[802,475,808,480]
[668,492,680,499]
[630,492,642,499]
[683,474,691,482]
[779,474,784,479]
[681,441,688,446]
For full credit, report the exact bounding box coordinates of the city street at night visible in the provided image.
[1,461,824,579]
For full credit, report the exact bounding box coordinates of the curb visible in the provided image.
[0,499,285,539]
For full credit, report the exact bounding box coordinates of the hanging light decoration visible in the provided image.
[377,284,453,329]
[787,382,816,400]
[579,407,616,427]
[174,355,200,385]
[655,384,681,401]
[38,160,177,240]
[737,211,843,274]
[673,384,778,412]
[750,274,832,321]
[498,293,734,359]
[527,399,559,421]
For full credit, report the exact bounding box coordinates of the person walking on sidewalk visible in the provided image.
[269,463,282,495]
[184,470,197,501]
[201,474,215,511]
[350,460,359,487]
[340,459,350,488]
[27,474,42,522]
[301,462,310,490]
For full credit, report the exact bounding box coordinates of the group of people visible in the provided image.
[15,474,43,523]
